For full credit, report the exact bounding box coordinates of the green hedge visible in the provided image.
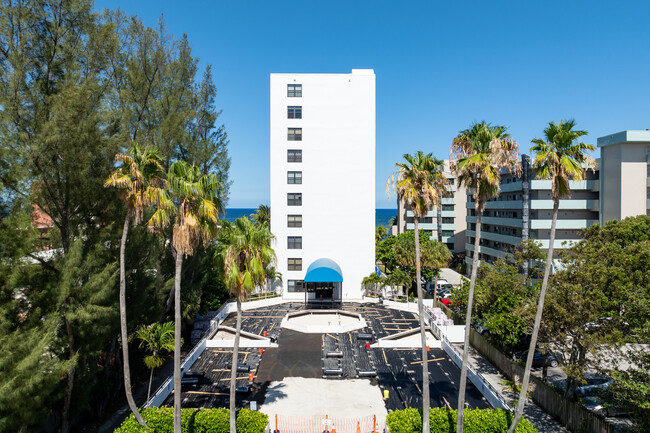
[114,407,267,433]
[386,407,537,433]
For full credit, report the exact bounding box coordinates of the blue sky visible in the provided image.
[94,0,650,208]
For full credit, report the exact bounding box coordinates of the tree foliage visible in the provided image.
[0,1,231,430]
[541,215,650,399]
[377,230,451,290]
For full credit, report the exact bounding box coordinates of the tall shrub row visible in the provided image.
[386,408,537,433]
[114,408,267,433]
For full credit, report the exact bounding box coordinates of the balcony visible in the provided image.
[466,229,521,246]
[499,181,524,192]
[530,179,599,191]
[531,238,579,249]
[406,209,456,217]
[471,200,523,210]
[465,243,508,259]
[467,215,523,228]
[406,223,456,231]
[530,199,599,212]
[530,219,599,230]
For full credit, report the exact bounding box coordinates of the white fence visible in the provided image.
[424,309,512,411]
[146,296,288,407]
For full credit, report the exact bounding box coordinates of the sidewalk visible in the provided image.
[456,343,569,433]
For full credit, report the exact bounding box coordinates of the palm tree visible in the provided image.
[429,241,452,307]
[450,121,520,432]
[375,225,388,243]
[104,144,165,427]
[387,151,446,433]
[148,161,223,433]
[135,321,175,401]
[216,216,275,433]
[362,272,384,298]
[264,266,282,298]
[251,204,270,226]
[507,120,594,432]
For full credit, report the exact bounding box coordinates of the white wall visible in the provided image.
[270,70,376,300]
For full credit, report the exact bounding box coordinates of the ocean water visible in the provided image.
[225,208,397,228]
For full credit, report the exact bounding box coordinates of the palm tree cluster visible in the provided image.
[388,120,595,433]
[106,147,276,433]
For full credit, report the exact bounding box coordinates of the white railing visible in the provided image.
[145,301,234,408]
[146,296,287,407]
[424,310,512,411]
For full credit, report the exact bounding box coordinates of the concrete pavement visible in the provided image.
[456,343,569,433]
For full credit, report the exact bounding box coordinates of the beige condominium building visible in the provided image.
[396,160,468,254]
[464,155,600,275]
[597,130,650,223]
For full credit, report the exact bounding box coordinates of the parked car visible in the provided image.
[440,298,459,307]
[515,348,564,368]
[474,320,490,336]
[551,373,612,399]
[581,394,632,418]
[425,279,450,293]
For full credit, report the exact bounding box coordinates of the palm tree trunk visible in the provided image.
[433,272,439,306]
[148,368,154,402]
[507,198,559,432]
[173,249,183,433]
[457,200,482,433]
[414,219,430,433]
[230,298,242,433]
[119,214,147,426]
[437,202,443,243]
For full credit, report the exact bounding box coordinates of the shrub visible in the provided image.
[386,407,537,433]
[386,408,422,433]
[113,407,267,433]
[236,409,268,433]
[194,407,229,433]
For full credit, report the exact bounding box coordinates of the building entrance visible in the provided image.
[306,282,336,300]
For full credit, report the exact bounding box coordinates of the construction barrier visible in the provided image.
[271,414,383,433]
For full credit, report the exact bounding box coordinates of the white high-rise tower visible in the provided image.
[270,70,376,301]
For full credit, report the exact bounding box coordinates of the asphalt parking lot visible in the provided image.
[165,302,489,412]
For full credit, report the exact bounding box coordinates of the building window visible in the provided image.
[442,204,455,211]
[287,279,304,292]
[287,84,302,97]
[288,214,302,227]
[287,193,302,206]
[288,106,302,119]
[287,171,302,184]
[288,128,302,141]
[288,258,302,271]
[288,236,302,249]
[442,217,454,223]
[287,149,302,162]
[442,230,454,237]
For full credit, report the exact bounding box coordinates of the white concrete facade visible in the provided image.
[597,130,650,224]
[270,70,375,300]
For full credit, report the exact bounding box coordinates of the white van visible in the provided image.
[425,279,451,293]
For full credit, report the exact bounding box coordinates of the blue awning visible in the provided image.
[304,258,343,282]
